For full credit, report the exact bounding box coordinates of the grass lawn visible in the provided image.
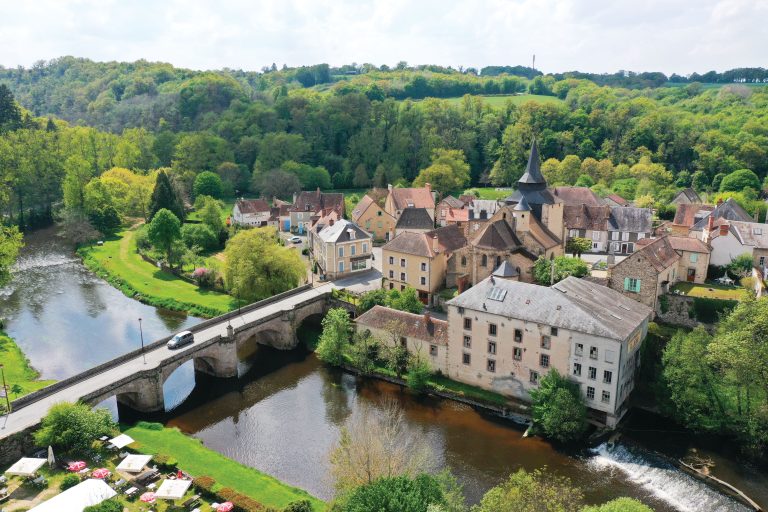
[671,282,746,300]
[462,187,513,200]
[0,331,55,400]
[125,423,325,511]
[81,229,235,317]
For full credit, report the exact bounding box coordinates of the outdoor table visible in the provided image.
[125,486,138,496]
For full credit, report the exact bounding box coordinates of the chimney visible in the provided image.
[425,183,431,193]
[708,214,714,231]
[432,234,439,253]
[719,223,729,236]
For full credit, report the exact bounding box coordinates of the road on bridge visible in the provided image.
[1,283,335,439]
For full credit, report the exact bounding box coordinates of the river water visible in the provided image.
[1,228,765,511]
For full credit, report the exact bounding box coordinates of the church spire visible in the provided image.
[518,138,545,185]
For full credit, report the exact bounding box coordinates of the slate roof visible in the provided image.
[667,236,710,254]
[724,220,768,249]
[608,207,652,233]
[356,306,448,345]
[564,204,610,231]
[627,236,680,272]
[290,189,344,216]
[235,199,270,214]
[674,188,702,204]
[440,195,465,209]
[395,208,434,231]
[673,203,715,228]
[448,275,651,341]
[467,199,502,220]
[390,186,435,211]
[553,187,603,206]
[426,224,468,253]
[505,138,559,208]
[492,260,519,278]
[518,138,545,185]
[317,219,371,243]
[605,193,630,207]
[473,219,526,251]
[691,198,753,231]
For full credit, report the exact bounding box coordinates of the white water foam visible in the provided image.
[589,443,751,512]
[13,253,79,272]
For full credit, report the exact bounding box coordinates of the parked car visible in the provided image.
[289,236,303,244]
[167,331,194,349]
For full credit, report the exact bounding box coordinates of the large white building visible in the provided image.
[445,274,652,427]
[231,199,271,227]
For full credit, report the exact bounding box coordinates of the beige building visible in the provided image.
[384,184,436,220]
[446,275,652,427]
[310,219,372,280]
[382,225,467,305]
[351,191,395,242]
[355,306,449,374]
[288,189,345,235]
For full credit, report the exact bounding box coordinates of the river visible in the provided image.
[1,228,765,511]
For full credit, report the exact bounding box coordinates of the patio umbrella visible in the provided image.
[92,468,111,479]
[217,502,234,512]
[140,492,156,503]
[68,461,86,472]
[47,446,56,468]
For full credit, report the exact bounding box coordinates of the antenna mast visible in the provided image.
[532,54,536,71]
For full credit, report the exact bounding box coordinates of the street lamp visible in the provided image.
[0,363,11,419]
[138,318,146,364]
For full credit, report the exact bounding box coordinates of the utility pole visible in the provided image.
[138,318,146,364]
[532,54,536,71]
[0,363,11,417]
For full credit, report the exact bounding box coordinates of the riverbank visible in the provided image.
[78,228,235,318]
[0,330,54,401]
[125,422,325,511]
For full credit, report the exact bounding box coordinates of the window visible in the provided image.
[638,232,646,239]
[377,210,382,216]
[513,347,522,361]
[400,337,407,347]
[389,256,394,265]
[530,370,539,384]
[540,336,551,349]
[573,362,582,376]
[611,231,619,241]
[689,253,698,263]
[488,341,496,355]
[489,323,497,336]
[611,242,620,253]
[487,359,496,372]
[590,346,598,359]
[389,283,394,290]
[623,277,642,293]
[540,354,550,368]
[350,245,356,256]
[602,390,611,403]
[365,220,371,229]
[464,317,472,330]
[550,326,558,336]
[421,262,427,271]
[463,335,471,348]
[622,232,630,241]
[496,256,502,268]
[604,350,616,364]
[339,261,344,272]
[603,370,613,384]
[338,247,344,257]
[401,285,405,291]
[389,270,394,278]
[586,386,595,400]
[461,256,467,267]
[429,344,438,356]
[481,255,487,267]
[362,243,368,253]
[514,329,523,342]
[575,343,583,356]
[352,259,367,271]
[588,366,597,380]
[400,258,406,267]
[377,221,382,228]
[462,353,471,365]
[592,230,600,241]
[400,272,406,280]
[593,242,599,249]
[569,229,578,238]
[420,276,426,285]
[761,256,766,267]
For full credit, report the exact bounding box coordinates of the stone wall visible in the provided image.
[656,295,699,329]
[0,426,37,468]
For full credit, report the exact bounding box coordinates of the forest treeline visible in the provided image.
[1,57,768,231]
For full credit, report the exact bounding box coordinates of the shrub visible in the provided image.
[193,475,217,496]
[692,297,738,323]
[407,359,432,394]
[34,402,116,453]
[84,499,124,512]
[60,474,80,491]
[152,453,178,471]
[284,500,313,512]
[706,264,726,280]
[182,223,219,251]
[659,295,670,315]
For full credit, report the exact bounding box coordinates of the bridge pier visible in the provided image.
[115,372,165,413]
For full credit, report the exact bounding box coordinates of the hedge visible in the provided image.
[691,297,738,323]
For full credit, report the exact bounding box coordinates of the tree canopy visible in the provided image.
[34,402,116,453]
[529,369,588,442]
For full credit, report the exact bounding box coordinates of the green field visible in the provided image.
[80,229,235,317]
[0,331,55,401]
[462,187,513,200]
[126,423,324,511]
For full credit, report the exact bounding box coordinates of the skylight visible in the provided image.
[486,287,508,302]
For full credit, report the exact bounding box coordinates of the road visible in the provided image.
[0,283,334,440]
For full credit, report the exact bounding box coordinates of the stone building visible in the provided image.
[355,306,449,374]
[436,195,467,226]
[606,207,653,255]
[232,199,271,227]
[289,188,345,234]
[672,187,702,206]
[446,275,652,427]
[384,183,436,221]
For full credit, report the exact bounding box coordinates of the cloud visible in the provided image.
[0,0,765,74]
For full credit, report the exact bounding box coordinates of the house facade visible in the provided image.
[394,207,435,236]
[384,183,436,220]
[311,219,372,280]
[355,306,449,374]
[564,204,611,253]
[437,195,467,226]
[445,275,652,427]
[288,189,345,234]
[606,207,653,255]
[705,218,768,268]
[351,193,396,242]
[232,199,271,227]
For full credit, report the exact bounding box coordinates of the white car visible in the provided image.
[289,236,303,244]
[167,331,194,349]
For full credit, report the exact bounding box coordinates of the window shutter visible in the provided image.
[634,279,642,292]
[624,277,630,291]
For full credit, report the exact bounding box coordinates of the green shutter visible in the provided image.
[634,279,642,292]
[624,277,631,291]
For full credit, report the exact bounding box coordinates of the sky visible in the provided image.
[1,0,766,75]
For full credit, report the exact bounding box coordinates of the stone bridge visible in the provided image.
[2,284,355,439]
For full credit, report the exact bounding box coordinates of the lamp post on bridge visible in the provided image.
[0,363,11,421]
[138,318,146,364]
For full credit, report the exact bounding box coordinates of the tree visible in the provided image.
[254,132,309,172]
[565,237,591,257]
[353,164,371,188]
[149,170,184,221]
[472,468,584,512]
[413,149,471,195]
[387,287,424,314]
[223,227,305,302]
[0,83,21,130]
[407,358,432,394]
[196,195,225,235]
[316,308,352,366]
[58,209,99,246]
[284,500,314,512]
[359,288,388,313]
[181,223,218,251]
[88,205,122,235]
[0,225,23,286]
[338,474,447,512]
[281,160,332,190]
[529,370,587,442]
[533,256,589,285]
[193,171,223,198]
[34,402,116,453]
[581,498,653,512]
[329,399,433,492]
[252,169,302,200]
[691,171,710,192]
[62,156,93,213]
[720,169,760,193]
[147,208,182,264]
